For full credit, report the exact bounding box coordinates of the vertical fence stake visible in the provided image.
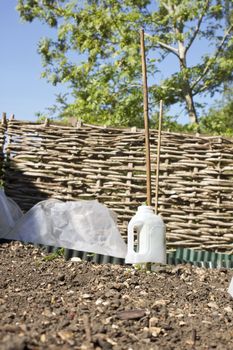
[155,100,163,215]
[1,113,7,125]
[43,118,50,127]
[140,28,151,206]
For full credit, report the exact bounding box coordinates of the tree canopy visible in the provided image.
[17,0,233,126]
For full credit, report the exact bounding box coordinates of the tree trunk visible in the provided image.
[177,48,198,124]
[184,89,198,124]
[176,39,198,124]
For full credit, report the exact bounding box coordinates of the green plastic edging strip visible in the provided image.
[62,247,233,269]
[172,248,233,268]
[1,239,233,269]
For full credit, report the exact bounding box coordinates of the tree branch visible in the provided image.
[193,79,220,95]
[157,41,179,56]
[185,0,210,54]
[161,0,175,14]
[161,1,172,13]
[146,34,179,57]
[191,24,233,91]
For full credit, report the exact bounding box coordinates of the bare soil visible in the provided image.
[1,241,233,350]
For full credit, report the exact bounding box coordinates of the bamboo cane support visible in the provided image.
[140,29,151,206]
[155,100,163,215]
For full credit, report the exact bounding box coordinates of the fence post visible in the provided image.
[43,118,50,127]
[1,112,7,126]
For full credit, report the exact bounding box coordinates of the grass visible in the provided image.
[43,247,65,261]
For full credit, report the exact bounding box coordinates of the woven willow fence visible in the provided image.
[0,118,6,181]
[2,119,233,251]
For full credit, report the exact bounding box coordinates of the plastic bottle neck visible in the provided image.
[137,205,154,214]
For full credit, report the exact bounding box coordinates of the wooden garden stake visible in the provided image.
[1,112,7,125]
[155,100,163,215]
[140,28,151,206]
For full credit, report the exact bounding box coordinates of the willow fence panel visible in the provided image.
[3,119,233,252]
[0,120,6,182]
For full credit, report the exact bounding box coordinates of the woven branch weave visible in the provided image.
[2,119,233,252]
[0,122,6,180]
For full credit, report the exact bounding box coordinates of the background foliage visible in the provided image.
[17,0,233,133]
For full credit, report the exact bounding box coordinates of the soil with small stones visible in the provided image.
[1,242,233,350]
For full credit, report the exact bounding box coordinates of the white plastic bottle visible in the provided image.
[125,205,166,264]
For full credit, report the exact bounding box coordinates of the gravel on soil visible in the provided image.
[1,241,233,350]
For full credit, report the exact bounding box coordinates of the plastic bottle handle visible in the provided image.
[128,221,143,253]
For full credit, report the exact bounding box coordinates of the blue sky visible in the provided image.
[0,0,68,121]
[0,1,221,124]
